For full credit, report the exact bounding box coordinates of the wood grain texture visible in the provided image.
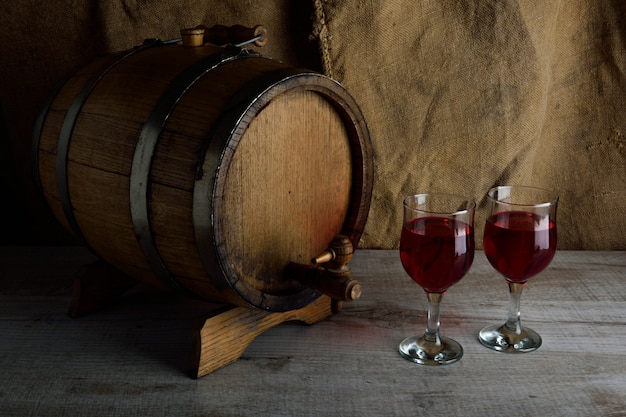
[192,295,333,378]
[0,248,624,416]
[220,88,351,295]
[34,42,373,311]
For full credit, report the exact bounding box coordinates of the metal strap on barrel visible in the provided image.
[32,78,67,208]
[53,38,173,244]
[130,44,252,291]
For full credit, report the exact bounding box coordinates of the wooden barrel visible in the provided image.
[33,40,373,312]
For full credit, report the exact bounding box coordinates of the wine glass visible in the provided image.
[478,185,558,353]
[399,193,475,366]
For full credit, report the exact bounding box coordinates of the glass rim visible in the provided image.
[487,185,559,207]
[403,192,476,215]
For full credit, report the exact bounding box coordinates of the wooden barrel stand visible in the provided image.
[191,295,333,378]
[68,259,333,378]
[34,28,372,378]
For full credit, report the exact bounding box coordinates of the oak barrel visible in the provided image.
[33,40,373,311]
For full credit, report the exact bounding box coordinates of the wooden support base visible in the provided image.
[191,295,333,378]
[67,262,334,378]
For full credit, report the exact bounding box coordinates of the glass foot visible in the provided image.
[478,323,542,353]
[399,335,463,366]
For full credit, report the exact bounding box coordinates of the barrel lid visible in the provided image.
[194,72,372,311]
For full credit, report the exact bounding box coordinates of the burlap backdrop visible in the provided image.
[312,0,626,250]
[1,0,624,249]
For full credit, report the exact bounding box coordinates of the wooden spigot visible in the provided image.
[180,24,267,47]
[286,235,362,313]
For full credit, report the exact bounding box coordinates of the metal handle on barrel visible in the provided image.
[180,24,267,47]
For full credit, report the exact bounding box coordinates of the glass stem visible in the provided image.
[504,282,525,335]
[424,292,443,345]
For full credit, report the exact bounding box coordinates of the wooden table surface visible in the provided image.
[0,247,624,416]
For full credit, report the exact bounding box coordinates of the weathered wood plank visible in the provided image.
[0,248,624,416]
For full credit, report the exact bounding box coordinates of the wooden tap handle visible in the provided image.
[312,249,334,265]
[287,234,360,303]
[312,235,353,275]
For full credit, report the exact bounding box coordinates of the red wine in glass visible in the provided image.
[484,211,556,283]
[478,186,558,353]
[400,217,474,293]
[398,193,475,366]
